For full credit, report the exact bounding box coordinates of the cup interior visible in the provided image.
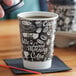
[17,12,58,20]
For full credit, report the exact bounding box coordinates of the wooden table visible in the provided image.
[0,19,76,76]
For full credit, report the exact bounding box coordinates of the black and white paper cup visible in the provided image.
[17,12,58,69]
[47,0,76,48]
[48,0,76,32]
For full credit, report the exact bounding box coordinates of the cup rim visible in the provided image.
[17,11,58,20]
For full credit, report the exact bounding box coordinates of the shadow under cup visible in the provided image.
[17,12,58,70]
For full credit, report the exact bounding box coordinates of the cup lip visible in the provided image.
[17,11,58,20]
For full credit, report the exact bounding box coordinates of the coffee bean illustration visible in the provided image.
[35,21,42,27]
[43,27,49,33]
[22,21,31,25]
[43,21,48,26]
[33,33,39,39]
[23,33,27,37]
[24,51,29,59]
[29,40,33,45]
[58,19,64,26]
[22,38,29,44]
[37,39,44,44]
[28,46,34,51]
[36,28,42,33]
[28,33,33,37]
[64,17,71,25]
[40,35,47,41]
[27,24,36,32]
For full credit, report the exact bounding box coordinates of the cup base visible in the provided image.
[23,59,52,70]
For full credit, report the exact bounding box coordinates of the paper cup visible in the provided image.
[17,12,58,69]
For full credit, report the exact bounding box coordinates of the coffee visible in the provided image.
[26,16,51,19]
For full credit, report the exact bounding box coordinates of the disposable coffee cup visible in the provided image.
[47,0,76,48]
[17,12,58,70]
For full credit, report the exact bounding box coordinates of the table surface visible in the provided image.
[0,19,76,76]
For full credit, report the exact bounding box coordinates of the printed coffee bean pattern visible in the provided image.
[20,20,56,61]
[53,5,76,31]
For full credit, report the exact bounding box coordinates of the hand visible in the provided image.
[0,0,13,18]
